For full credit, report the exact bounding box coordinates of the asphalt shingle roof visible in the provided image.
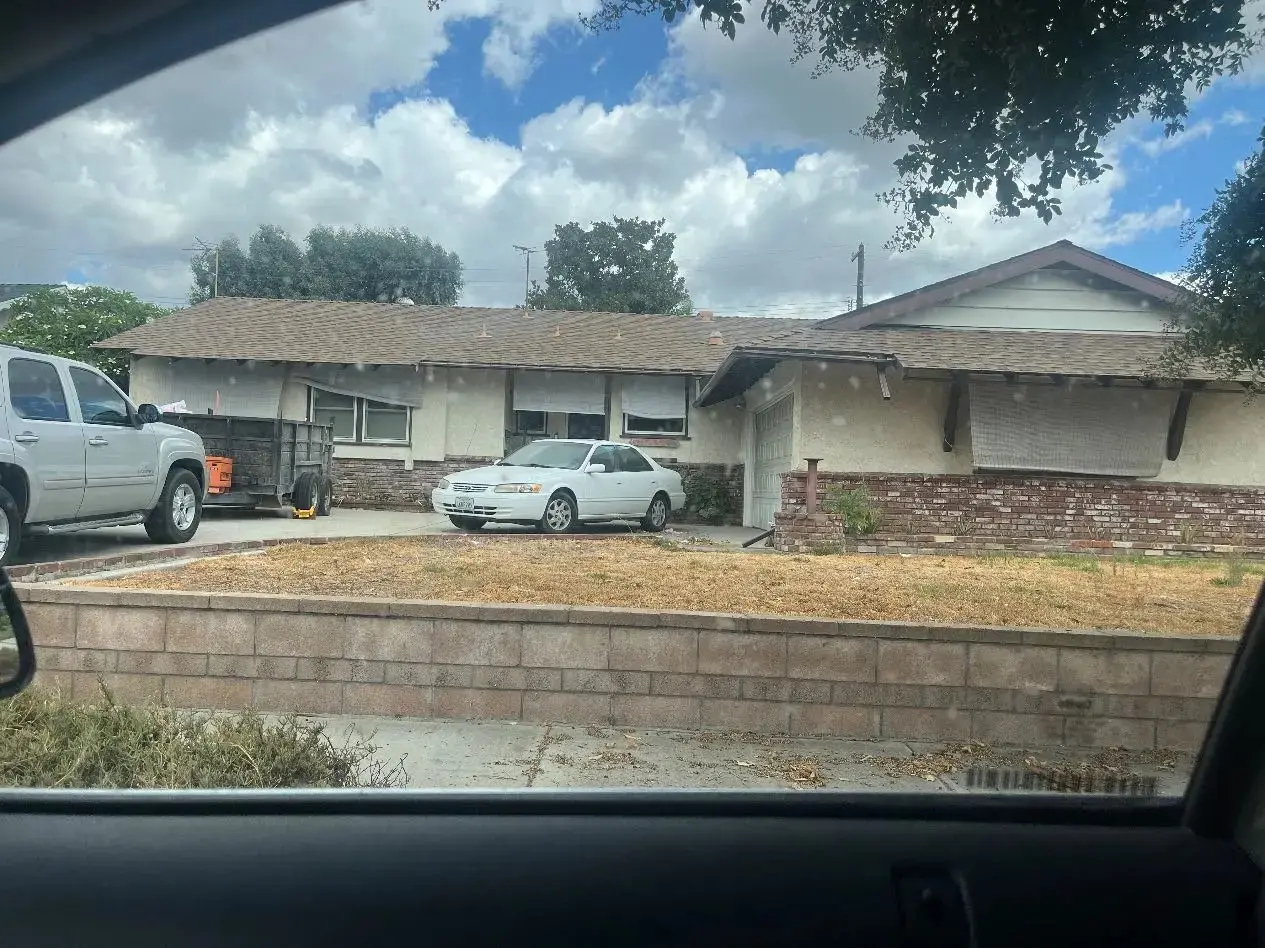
[96,297,806,375]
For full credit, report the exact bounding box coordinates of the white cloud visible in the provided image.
[0,0,1198,318]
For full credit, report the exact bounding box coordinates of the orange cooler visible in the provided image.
[206,456,233,494]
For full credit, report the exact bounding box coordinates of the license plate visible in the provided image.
[453,499,475,512]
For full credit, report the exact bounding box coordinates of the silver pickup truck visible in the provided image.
[0,344,207,565]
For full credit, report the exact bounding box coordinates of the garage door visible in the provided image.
[751,395,794,528]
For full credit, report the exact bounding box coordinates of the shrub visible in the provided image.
[820,485,881,536]
[679,467,737,524]
[0,685,406,789]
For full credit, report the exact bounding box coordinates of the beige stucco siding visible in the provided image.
[130,356,289,417]
[1156,391,1265,486]
[797,361,973,474]
[444,367,507,458]
[882,269,1175,333]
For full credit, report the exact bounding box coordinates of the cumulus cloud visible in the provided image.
[0,0,1212,319]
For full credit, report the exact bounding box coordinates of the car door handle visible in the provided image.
[13,433,38,444]
[88,436,109,447]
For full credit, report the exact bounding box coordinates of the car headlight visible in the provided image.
[493,483,543,493]
[437,478,451,490]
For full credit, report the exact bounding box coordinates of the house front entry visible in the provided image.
[750,395,794,528]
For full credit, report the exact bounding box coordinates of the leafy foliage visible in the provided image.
[581,0,1259,248]
[189,225,464,305]
[821,484,881,536]
[0,286,169,387]
[678,466,738,523]
[1163,123,1265,384]
[0,685,405,789]
[527,217,694,315]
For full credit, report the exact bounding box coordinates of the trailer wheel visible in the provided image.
[316,476,333,516]
[292,472,318,511]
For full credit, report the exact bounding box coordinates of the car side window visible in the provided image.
[589,445,618,471]
[68,367,132,427]
[7,357,71,422]
[617,446,653,472]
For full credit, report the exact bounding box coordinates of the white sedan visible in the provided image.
[431,439,687,534]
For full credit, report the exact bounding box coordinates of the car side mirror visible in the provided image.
[585,463,606,474]
[136,403,162,425]
[0,570,37,700]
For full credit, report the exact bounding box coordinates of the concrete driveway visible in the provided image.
[14,506,764,564]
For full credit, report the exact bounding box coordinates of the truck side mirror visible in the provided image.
[136,403,162,425]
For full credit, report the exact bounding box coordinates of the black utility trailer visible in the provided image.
[167,414,335,514]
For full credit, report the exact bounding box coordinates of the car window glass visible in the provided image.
[7,358,71,422]
[618,446,653,472]
[589,445,618,470]
[68,367,132,426]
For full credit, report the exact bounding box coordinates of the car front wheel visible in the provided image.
[0,485,22,566]
[538,492,577,535]
[641,493,670,532]
[144,469,203,544]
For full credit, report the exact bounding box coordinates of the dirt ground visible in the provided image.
[87,536,1258,636]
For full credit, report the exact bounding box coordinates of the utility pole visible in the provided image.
[513,244,537,309]
[850,243,865,309]
[189,237,219,298]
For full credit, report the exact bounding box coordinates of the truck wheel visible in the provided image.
[292,472,318,511]
[316,476,333,516]
[144,469,202,544]
[0,486,23,566]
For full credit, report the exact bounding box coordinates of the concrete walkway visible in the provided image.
[320,715,1194,796]
[15,507,766,565]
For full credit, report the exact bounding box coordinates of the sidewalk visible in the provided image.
[318,715,1195,796]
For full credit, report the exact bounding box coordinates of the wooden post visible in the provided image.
[804,458,823,516]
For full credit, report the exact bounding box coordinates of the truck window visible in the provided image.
[7,358,71,422]
[68,367,132,427]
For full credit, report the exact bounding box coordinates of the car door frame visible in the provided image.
[613,445,657,517]
[577,444,623,519]
[66,364,159,517]
[1,353,86,523]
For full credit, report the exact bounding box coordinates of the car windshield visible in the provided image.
[501,441,592,470]
[0,0,1258,800]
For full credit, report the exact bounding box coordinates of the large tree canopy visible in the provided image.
[189,225,464,305]
[0,286,170,387]
[527,216,694,315]
[578,0,1259,248]
[1165,123,1265,383]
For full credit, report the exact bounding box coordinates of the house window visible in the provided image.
[624,414,685,436]
[310,388,409,444]
[515,410,547,434]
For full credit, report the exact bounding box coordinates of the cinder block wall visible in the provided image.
[17,585,1236,751]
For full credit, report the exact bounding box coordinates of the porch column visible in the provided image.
[804,458,823,516]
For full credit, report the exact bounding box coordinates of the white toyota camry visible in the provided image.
[431,439,688,534]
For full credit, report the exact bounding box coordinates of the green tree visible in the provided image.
[575,0,1259,248]
[189,225,463,305]
[0,286,170,387]
[527,217,694,315]
[1163,124,1265,384]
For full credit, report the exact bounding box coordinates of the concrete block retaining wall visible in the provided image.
[16,585,1237,752]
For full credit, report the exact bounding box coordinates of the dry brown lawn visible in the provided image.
[84,536,1260,637]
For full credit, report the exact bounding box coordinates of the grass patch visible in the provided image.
[86,537,1262,637]
[0,685,405,789]
[1043,554,1104,573]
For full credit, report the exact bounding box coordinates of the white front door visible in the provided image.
[578,444,623,518]
[751,395,794,528]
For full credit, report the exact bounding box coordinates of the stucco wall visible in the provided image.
[130,356,289,418]
[881,269,1175,333]
[1157,390,1265,487]
[444,367,507,459]
[798,361,973,475]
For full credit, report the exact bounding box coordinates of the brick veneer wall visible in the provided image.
[331,457,497,510]
[778,472,1265,547]
[333,456,745,524]
[17,585,1236,751]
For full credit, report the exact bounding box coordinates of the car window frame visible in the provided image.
[67,365,136,428]
[6,356,73,423]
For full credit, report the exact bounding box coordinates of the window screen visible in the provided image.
[363,399,408,442]
[311,389,356,440]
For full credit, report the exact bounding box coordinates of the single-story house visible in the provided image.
[98,240,1265,548]
[98,300,804,521]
